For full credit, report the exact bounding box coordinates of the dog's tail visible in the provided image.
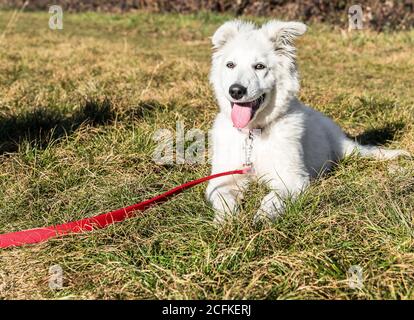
[340,138,410,160]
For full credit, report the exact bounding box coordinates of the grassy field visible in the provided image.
[0,10,413,299]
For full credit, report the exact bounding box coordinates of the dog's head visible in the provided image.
[210,20,306,129]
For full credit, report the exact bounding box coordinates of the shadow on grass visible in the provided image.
[354,122,406,146]
[125,99,166,120]
[0,98,115,154]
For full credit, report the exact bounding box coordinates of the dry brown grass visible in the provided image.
[0,11,413,299]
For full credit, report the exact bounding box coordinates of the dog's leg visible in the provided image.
[254,175,310,223]
[206,176,248,224]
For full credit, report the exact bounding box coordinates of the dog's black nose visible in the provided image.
[229,84,247,100]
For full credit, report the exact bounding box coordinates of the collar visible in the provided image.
[237,127,262,136]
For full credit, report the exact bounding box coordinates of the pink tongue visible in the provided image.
[231,103,253,129]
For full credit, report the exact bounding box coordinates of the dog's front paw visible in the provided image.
[211,197,239,226]
[253,194,285,224]
[213,209,236,225]
[207,189,239,226]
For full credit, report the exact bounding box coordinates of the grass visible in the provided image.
[0,10,413,299]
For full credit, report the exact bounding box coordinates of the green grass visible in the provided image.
[0,10,413,299]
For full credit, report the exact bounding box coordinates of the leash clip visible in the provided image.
[242,166,255,174]
[243,129,259,171]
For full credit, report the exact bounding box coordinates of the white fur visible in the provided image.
[206,20,410,224]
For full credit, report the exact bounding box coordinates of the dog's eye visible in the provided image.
[226,62,235,69]
[254,63,266,70]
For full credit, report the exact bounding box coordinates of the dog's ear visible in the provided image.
[212,20,256,50]
[261,20,307,50]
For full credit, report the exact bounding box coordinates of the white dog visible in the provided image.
[206,20,409,224]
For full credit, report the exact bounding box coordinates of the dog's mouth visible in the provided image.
[230,94,266,129]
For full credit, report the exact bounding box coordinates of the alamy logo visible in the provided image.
[348,5,363,30]
[152,122,263,165]
[347,265,363,289]
[49,5,63,30]
[152,122,210,165]
[49,264,63,290]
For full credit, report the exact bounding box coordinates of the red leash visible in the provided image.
[0,168,249,249]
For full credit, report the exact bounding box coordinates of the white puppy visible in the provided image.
[206,20,409,224]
